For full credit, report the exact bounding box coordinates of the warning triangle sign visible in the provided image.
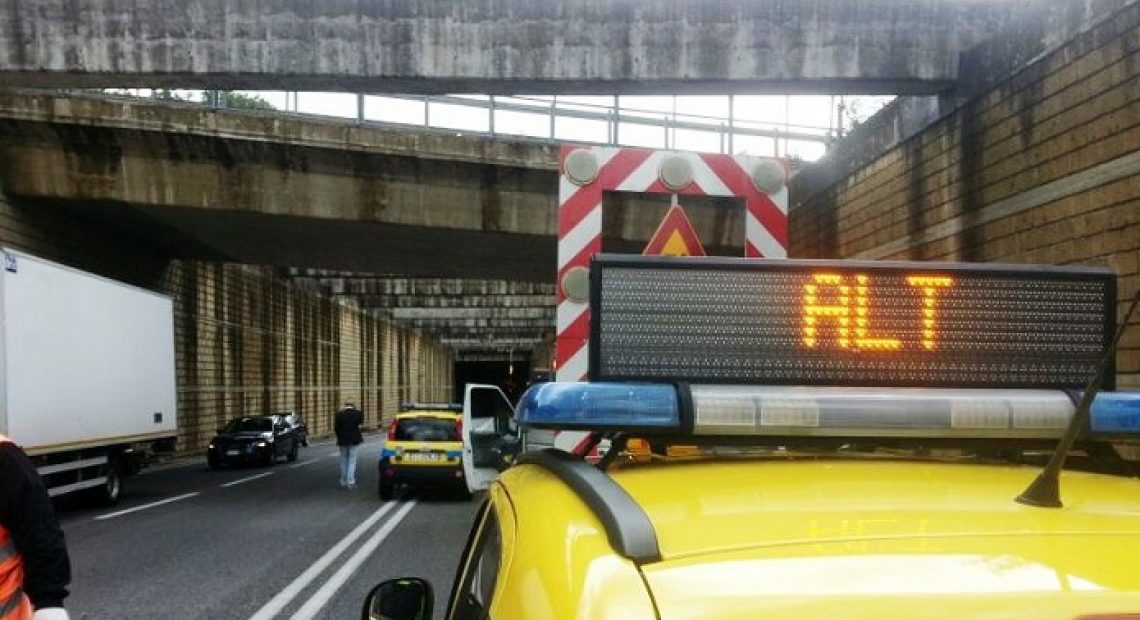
[642,204,707,256]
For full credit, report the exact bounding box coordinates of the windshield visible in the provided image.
[395,417,459,442]
[223,417,272,433]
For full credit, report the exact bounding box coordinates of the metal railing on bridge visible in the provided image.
[96,89,843,159]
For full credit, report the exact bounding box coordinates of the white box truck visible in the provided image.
[0,248,178,504]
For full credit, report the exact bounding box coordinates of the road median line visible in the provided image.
[247,501,400,620]
[289,500,418,620]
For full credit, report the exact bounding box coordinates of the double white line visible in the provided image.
[248,499,418,620]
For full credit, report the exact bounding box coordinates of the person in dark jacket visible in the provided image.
[0,434,72,620]
[334,403,364,490]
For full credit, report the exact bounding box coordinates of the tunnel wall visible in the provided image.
[0,187,452,454]
[791,1,1140,388]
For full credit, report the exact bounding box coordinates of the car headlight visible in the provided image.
[208,443,216,450]
[257,440,269,447]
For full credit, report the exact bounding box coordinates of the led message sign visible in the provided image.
[590,256,1116,389]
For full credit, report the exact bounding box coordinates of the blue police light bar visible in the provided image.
[515,382,1140,442]
[516,382,680,431]
[1090,392,1140,435]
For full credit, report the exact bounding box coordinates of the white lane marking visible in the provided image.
[93,492,200,521]
[221,472,274,488]
[288,458,320,469]
[288,500,418,620]
[247,501,400,620]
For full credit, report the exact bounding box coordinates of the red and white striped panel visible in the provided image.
[555,146,789,384]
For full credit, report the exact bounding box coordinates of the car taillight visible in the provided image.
[455,419,463,439]
[386,420,397,441]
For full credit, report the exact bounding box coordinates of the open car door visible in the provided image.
[462,384,520,493]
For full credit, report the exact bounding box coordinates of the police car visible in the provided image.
[362,256,1140,620]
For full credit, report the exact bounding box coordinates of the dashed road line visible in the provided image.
[94,492,200,521]
[288,458,321,469]
[221,472,274,488]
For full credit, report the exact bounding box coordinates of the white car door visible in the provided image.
[462,383,518,493]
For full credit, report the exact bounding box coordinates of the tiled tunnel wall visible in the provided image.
[791,2,1140,388]
[0,189,452,454]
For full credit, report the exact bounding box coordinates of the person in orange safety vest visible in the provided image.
[0,434,71,620]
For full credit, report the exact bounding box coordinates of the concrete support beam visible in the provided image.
[352,294,555,310]
[389,307,554,321]
[290,273,555,352]
[0,1,1017,94]
[293,275,555,297]
[441,337,548,349]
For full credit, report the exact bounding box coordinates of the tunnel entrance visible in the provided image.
[453,359,531,405]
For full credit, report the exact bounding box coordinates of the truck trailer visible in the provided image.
[0,248,178,504]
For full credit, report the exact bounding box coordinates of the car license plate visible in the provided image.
[226,449,240,456]
[403,452,441,462]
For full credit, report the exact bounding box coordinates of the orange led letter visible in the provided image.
[803,273,851,348]
[854,275,901,351]
[906,276,954,350]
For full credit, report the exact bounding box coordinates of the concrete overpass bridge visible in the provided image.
[1,0,1018,95]
[0,89,753,356]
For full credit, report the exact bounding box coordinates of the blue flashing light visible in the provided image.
[516,383,680,430]
[1090,392,1140,436]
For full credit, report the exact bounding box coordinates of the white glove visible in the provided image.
[33,608,70,620]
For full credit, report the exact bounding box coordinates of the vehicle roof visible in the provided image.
[604,459,1140,561]
[394,409,460,420]
[398,402,460,411]
[502,457,1140,561]
[498,457,1140,618]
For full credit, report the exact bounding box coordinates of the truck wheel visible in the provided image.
[208,454,222,470]
[379,480,394,501]
[263,448,276,467]
[90,465,122,506]
[287,440,299,462]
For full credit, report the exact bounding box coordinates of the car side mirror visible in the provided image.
[361,578,432,620]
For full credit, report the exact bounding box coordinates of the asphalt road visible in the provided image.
[54,437,482,620]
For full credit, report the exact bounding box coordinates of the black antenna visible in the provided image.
[1016,284,1140,508]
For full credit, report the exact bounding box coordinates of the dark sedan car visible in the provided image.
[207,414,300,468]
[275,411,309,447]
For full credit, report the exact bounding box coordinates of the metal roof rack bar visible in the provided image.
[515,449,661,564]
